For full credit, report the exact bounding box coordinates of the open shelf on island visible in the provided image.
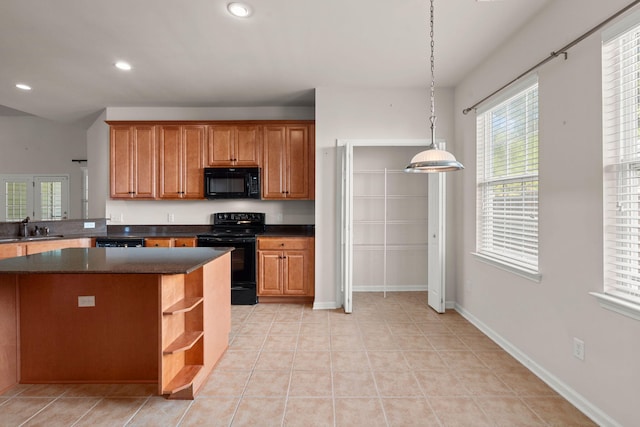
[163,297,204,315]
[163,331,204,355]
[163,365,203,397]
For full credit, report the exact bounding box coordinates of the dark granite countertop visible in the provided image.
[261,225,315,237]
[0,247,233,275]
[0,224,315,244]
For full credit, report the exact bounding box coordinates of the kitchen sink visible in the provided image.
[19,235,64,241]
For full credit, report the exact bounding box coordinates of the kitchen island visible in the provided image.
[0,247,232,400]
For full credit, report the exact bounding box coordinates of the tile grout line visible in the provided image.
[17,392,65,427]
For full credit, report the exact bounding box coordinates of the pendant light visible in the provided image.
[405,0,464,173]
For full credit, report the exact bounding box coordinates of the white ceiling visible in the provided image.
[0,0,551,126]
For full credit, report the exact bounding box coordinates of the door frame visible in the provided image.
[336,139,447,313]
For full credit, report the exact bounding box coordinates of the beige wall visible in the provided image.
[0,115,86,219]
[314,86,459,308]
[454,0,637,425]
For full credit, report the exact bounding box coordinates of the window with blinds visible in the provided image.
[603,19,640,306]
[476,80,539,275]
[0,175,69,221]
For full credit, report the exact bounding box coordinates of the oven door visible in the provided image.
[197,236,258,305]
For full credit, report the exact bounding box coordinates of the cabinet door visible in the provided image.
[110,125,156,199]
[258,250,283,295]
[25,238,92,255]
[283,250,308,295]
[158,126,183,199]
[181,126,205,199]
[145,238,173,247]
[110,126,134,198]
[207,126,235,166]
[262,126,286,199]
[0,244,24,260]
[174,237,196,247]
[235,125,261,166]
[133,126,157,199]
[285,126,310,199]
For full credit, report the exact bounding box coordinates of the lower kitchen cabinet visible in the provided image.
[0,238,93,259]
[0,244,24,260]
[145,237,197,247]
[25,238,93,255]
[257,236,314,303]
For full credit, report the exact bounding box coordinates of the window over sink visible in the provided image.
[0,174,69,221]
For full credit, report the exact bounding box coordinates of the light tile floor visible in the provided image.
[0,292,597,426]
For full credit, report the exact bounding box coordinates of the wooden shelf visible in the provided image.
[163,297,203,315]
[163,364,203,396]
[163,331,204,355]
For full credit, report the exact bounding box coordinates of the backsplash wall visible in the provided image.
[106,199,315,225]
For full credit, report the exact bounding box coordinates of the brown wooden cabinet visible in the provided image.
[262,124,314,200]
[0,244,24,260]
[145,237,197,248]
[108,120,314,202]
[0,237,92,259]
[158,125,206,199]
[257,236,314,303]
[25,238,92,255]
[207,125,261,167]
[110,125,157,199]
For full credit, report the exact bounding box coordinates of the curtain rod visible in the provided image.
[462,0,640,115]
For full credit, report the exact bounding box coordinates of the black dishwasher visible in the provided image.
[95,237,145,247]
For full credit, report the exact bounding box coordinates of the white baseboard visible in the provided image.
[455,303,620,427]
[352,285,428,292]
[313,300,340,310]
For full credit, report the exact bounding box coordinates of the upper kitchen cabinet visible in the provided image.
[110,125,157,199]
[207,125,261,167]
[158,125,206,199]
[262,123,315,200]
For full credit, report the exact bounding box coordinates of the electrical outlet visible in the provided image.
[83,221,95,229]
[78,295,95,307]
[167,213,175,223]
[573,337,585,361]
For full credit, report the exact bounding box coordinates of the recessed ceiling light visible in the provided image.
[115,61,132,71]
[15,83,32,91]
[227,2,252,18]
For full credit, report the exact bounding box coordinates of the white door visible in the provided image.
[427,172,446,312]
[338,143,354,313]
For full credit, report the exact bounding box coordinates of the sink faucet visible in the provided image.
[21,216,30,237]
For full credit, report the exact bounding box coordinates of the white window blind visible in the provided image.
[603,21,640,305]
[476,81,539,274]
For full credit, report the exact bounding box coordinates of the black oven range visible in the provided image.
[197,212,265,305]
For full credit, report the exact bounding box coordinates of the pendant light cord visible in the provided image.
[429,0,437,149]
[462,0,640,115]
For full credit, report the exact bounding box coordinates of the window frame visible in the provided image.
[596,14,640,321]
[474,76,541,281]
[0,174,69,221]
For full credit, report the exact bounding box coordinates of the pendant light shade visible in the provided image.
[405,146,464,173]
[405,0,464,173]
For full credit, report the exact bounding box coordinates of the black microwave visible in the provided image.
[204,167,260,199]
